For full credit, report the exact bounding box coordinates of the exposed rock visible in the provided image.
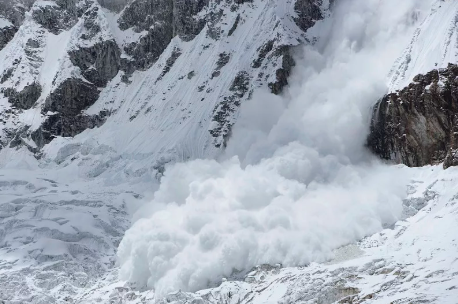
[69,40,121,87]
[368,63,458,168]
[32,0,89,35]
[124,28,174,70]
[118,0,174,70]
[0,68,14,84]
[96,0,128,12]
[229,71,250,97]
[0,26,17,51]
[187,71,196,79]
[211,52,231,78]
[3,83,42,110]
[118,0,173,32]
[210,71,251,147]
[44,78,100,116]
[119,0,208,70]
[80,5,102,40]
[294,0,323,32]
[0,0,34,27]
[173,0,208,41]
[31,111,108,148]
[32,78,103,148]
[0,0,35,50]
[206,8,224,40]
[268,46,296,94]
[252,40,275,68]
[156,47,182,82]
[227,14,240,36]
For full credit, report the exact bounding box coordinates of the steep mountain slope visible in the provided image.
[0,0,330,302]
[369,0,458,167]
[0,0,457,303]
[0,0,324,160]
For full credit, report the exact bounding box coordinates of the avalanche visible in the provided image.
[117,0,449,295]
[0,0,457,303]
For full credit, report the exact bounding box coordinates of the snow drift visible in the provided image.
[118,0,437,295]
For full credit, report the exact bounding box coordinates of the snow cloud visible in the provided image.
[118,0,435,295]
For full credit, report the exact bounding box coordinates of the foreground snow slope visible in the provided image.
[76,165,458,304]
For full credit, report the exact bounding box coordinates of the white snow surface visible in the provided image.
[0,0,457,303]
[0,17,12,28]
[389,0,458,90]
[78,165,458,303]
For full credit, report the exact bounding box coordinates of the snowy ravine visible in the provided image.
[0,0,457,303]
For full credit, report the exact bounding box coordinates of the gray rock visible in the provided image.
[0,26,17,51]
[368,64,458,168]
[173,0,208,41]
[211,52,231,78]
[44,78,99,116]
[3,83,42,110]
[119,0,208,70]
[0,67,14,84]
[0,0,36,50]
[252,40,275,69]
[210,71,251,147]
[268,46,296,95]
[32,0,89,35]
[0,0,35,27]
[294,0,323,32]
[156,47,182,82]
[31,111,108,148]
[69,40,121,87]
[227,14,240,37]
[96,0,128,12]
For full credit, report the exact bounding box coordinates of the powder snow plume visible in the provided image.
[118,0,436,295]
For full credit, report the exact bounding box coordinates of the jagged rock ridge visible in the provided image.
[0,0,325,156]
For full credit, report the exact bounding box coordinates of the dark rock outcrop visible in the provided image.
[118,0,174,70]
[0,0,34,26]
[294,0,324,32]
[156,47,182,82]
[268,46,296,95]
[96,0,128,12]
[0,0,36,50]
[119,0,208,70]
[44,78,99,116]
[30,77,106,148]
[173,0,208,41]
[3,83,42,109]
[31,111,108,148]
[368,63,458,168]
[32,0,89,35]
[211,52,231,78]
[69,40,121,87]
[0,26,17,51]
[210,71,251,147]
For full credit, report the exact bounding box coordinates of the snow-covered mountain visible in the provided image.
[0,0,457,303]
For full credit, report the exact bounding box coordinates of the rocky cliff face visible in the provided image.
[368,64,458,168]
[0,0,326,159]
[0,0,35,50]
